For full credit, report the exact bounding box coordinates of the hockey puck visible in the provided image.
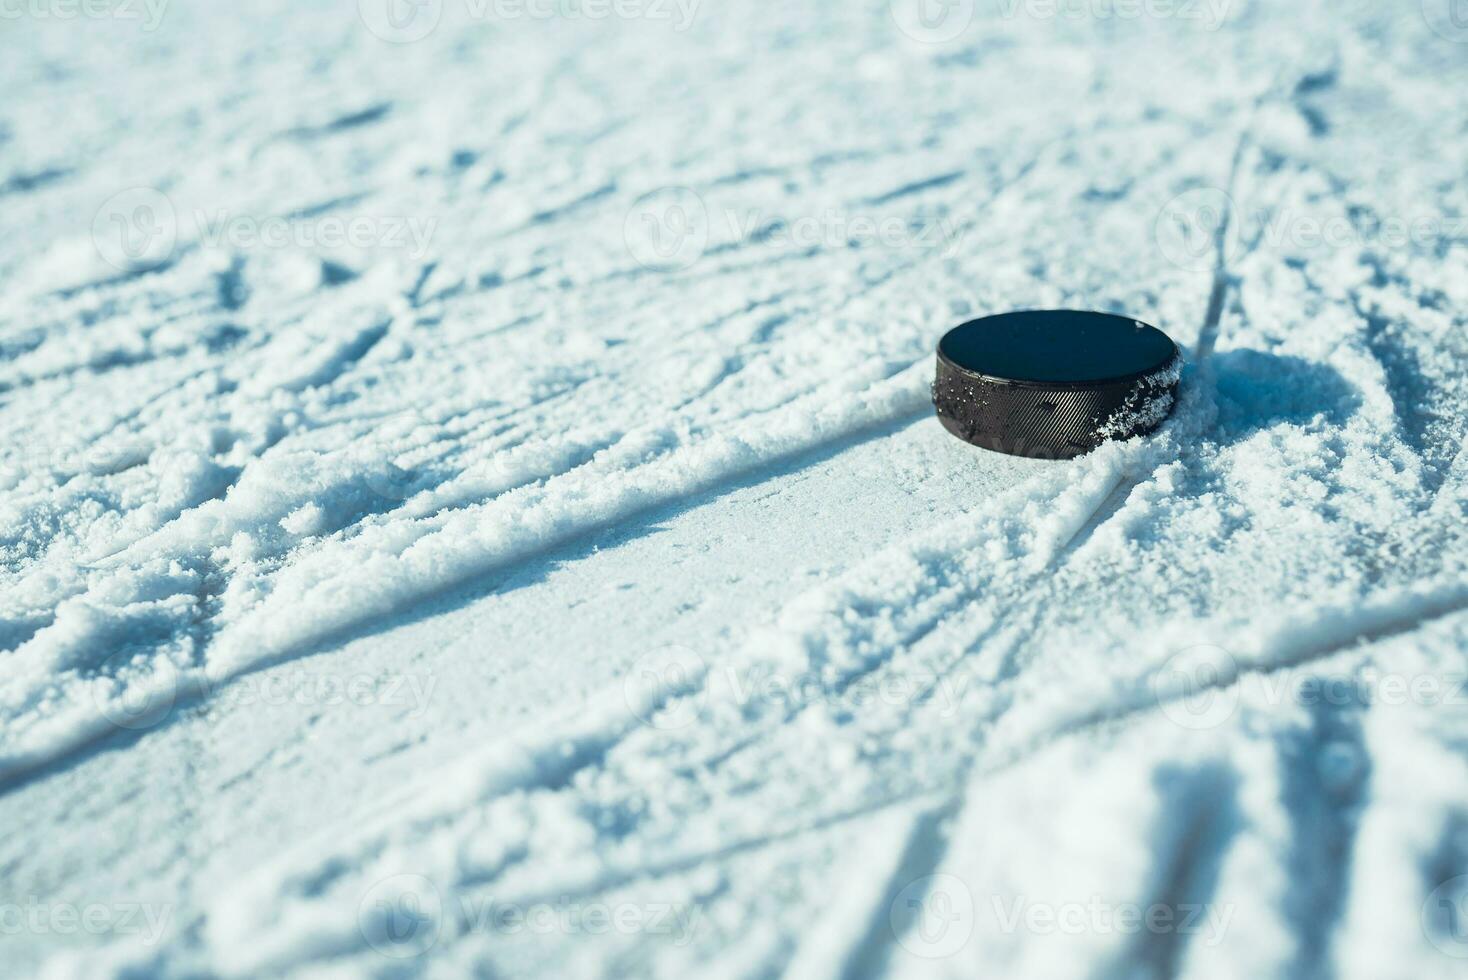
[932,310,1182,459]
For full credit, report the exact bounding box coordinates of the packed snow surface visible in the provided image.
[1,1,1466,977]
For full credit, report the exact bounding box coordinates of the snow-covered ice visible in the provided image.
[1,0,1466,976]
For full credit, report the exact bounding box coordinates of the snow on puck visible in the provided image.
[932,310,1182,459]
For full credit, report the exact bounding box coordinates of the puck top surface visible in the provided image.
[938,310,1178,386]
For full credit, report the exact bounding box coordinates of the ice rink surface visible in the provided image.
[1,1,1466,976]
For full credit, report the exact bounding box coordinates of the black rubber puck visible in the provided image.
[932,310,1182,459]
